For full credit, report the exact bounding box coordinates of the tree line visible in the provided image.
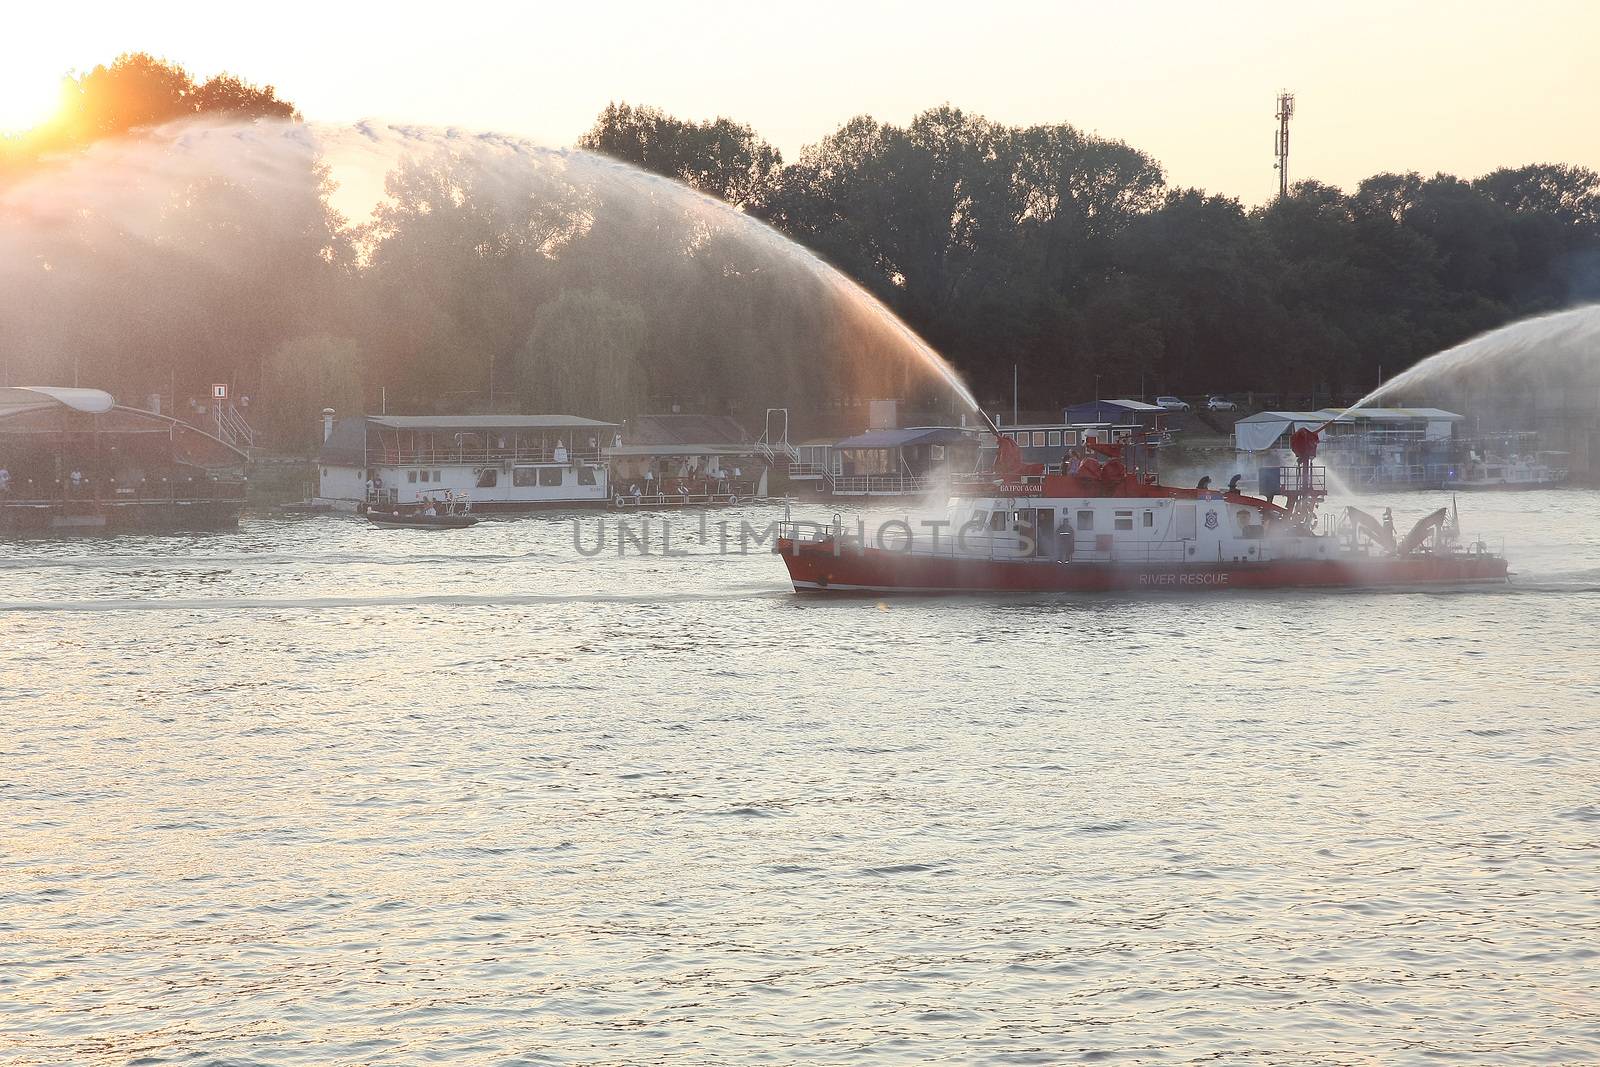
[3,56,1598,450]
[585,102,1600,407]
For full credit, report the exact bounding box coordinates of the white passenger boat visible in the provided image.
[318,413,616,511]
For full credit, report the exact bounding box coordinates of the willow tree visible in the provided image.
[518,290,647,420]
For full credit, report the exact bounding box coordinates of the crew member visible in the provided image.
[1056,517,1076,562]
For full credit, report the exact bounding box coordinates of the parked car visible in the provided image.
[1155,395,1191,411]
[1206,395,1237,411]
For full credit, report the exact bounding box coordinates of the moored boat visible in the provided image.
[774,426,1509,594]
[363,492,479,529]
[1448,450,1568,490]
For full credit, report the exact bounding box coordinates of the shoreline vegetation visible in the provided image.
[3,54,1598,451]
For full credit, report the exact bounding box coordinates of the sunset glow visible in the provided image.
[0,71,63,134]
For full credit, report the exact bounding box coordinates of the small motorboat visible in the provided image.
[363,493,479,530]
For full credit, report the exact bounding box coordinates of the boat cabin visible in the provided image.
[318,413,617,511]
[827,426,981,496]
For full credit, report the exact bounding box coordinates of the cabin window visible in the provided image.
[1063,430,1079,446]
[1115,510,1134,531]
[931,445,945,461]
[989,511,1008,531]
[577,466,597,486]
[1076,509,1095,532]
[1142,510,1154,528]
[1032,432,1046,447]
[476,468,498,488]
[512,466,539,487]
[539,467,564,487]
[407,470,418,484]
[1048,431,1061,446]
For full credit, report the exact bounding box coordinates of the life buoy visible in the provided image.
[727,495,741,506]
[614,494,626,507]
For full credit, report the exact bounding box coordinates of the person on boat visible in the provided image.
[422,499,438,517]
[0,467,10,496]
[554,440,568,463]
[1383,508,1395,535]
[1056,517,1076,562]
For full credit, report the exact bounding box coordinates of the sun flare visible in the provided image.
[0,71,65,134]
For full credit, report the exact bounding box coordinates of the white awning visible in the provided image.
[1233,412,1327,452]
[0,386,116,416]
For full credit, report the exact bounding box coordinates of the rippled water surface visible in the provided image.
[3,491,1598,1065]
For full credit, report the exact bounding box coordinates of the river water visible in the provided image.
[3,489,1598,1065]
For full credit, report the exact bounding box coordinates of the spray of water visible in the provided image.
[1344,304,1600,414]
[0,119,984,434]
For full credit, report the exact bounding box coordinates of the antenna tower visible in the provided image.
[1274,91,1295,199]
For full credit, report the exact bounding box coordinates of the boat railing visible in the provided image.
[1268,465,1328,493]
[1067,541,1190,564]
[370,446,604,467]
[1,477,248,506]
[830,473,937,497]
[613,482,760,508]
[777,519,1206,566]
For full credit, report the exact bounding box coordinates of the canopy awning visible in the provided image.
[1233,412,1328,452]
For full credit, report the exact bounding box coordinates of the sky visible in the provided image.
[4,0,1599,203]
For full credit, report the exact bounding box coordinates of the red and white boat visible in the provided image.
[774,427,1508,594]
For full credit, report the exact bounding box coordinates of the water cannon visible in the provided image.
[1289,426,1320,462]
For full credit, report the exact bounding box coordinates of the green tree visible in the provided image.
[261,336,365,451]
[579,102,782,209]
[518,290,648,420]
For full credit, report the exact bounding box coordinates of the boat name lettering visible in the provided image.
[1138,572,1231,586]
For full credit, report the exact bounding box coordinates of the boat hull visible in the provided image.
[775,539,1509,594]
[365,513,479,529]
[2,499,243,534]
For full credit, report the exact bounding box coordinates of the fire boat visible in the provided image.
[773,424,1509,594]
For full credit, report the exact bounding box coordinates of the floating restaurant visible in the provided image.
[604,413,769,506]
[0,387,247,533]
[1235,408,1467,489]
[317,412,619,511]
